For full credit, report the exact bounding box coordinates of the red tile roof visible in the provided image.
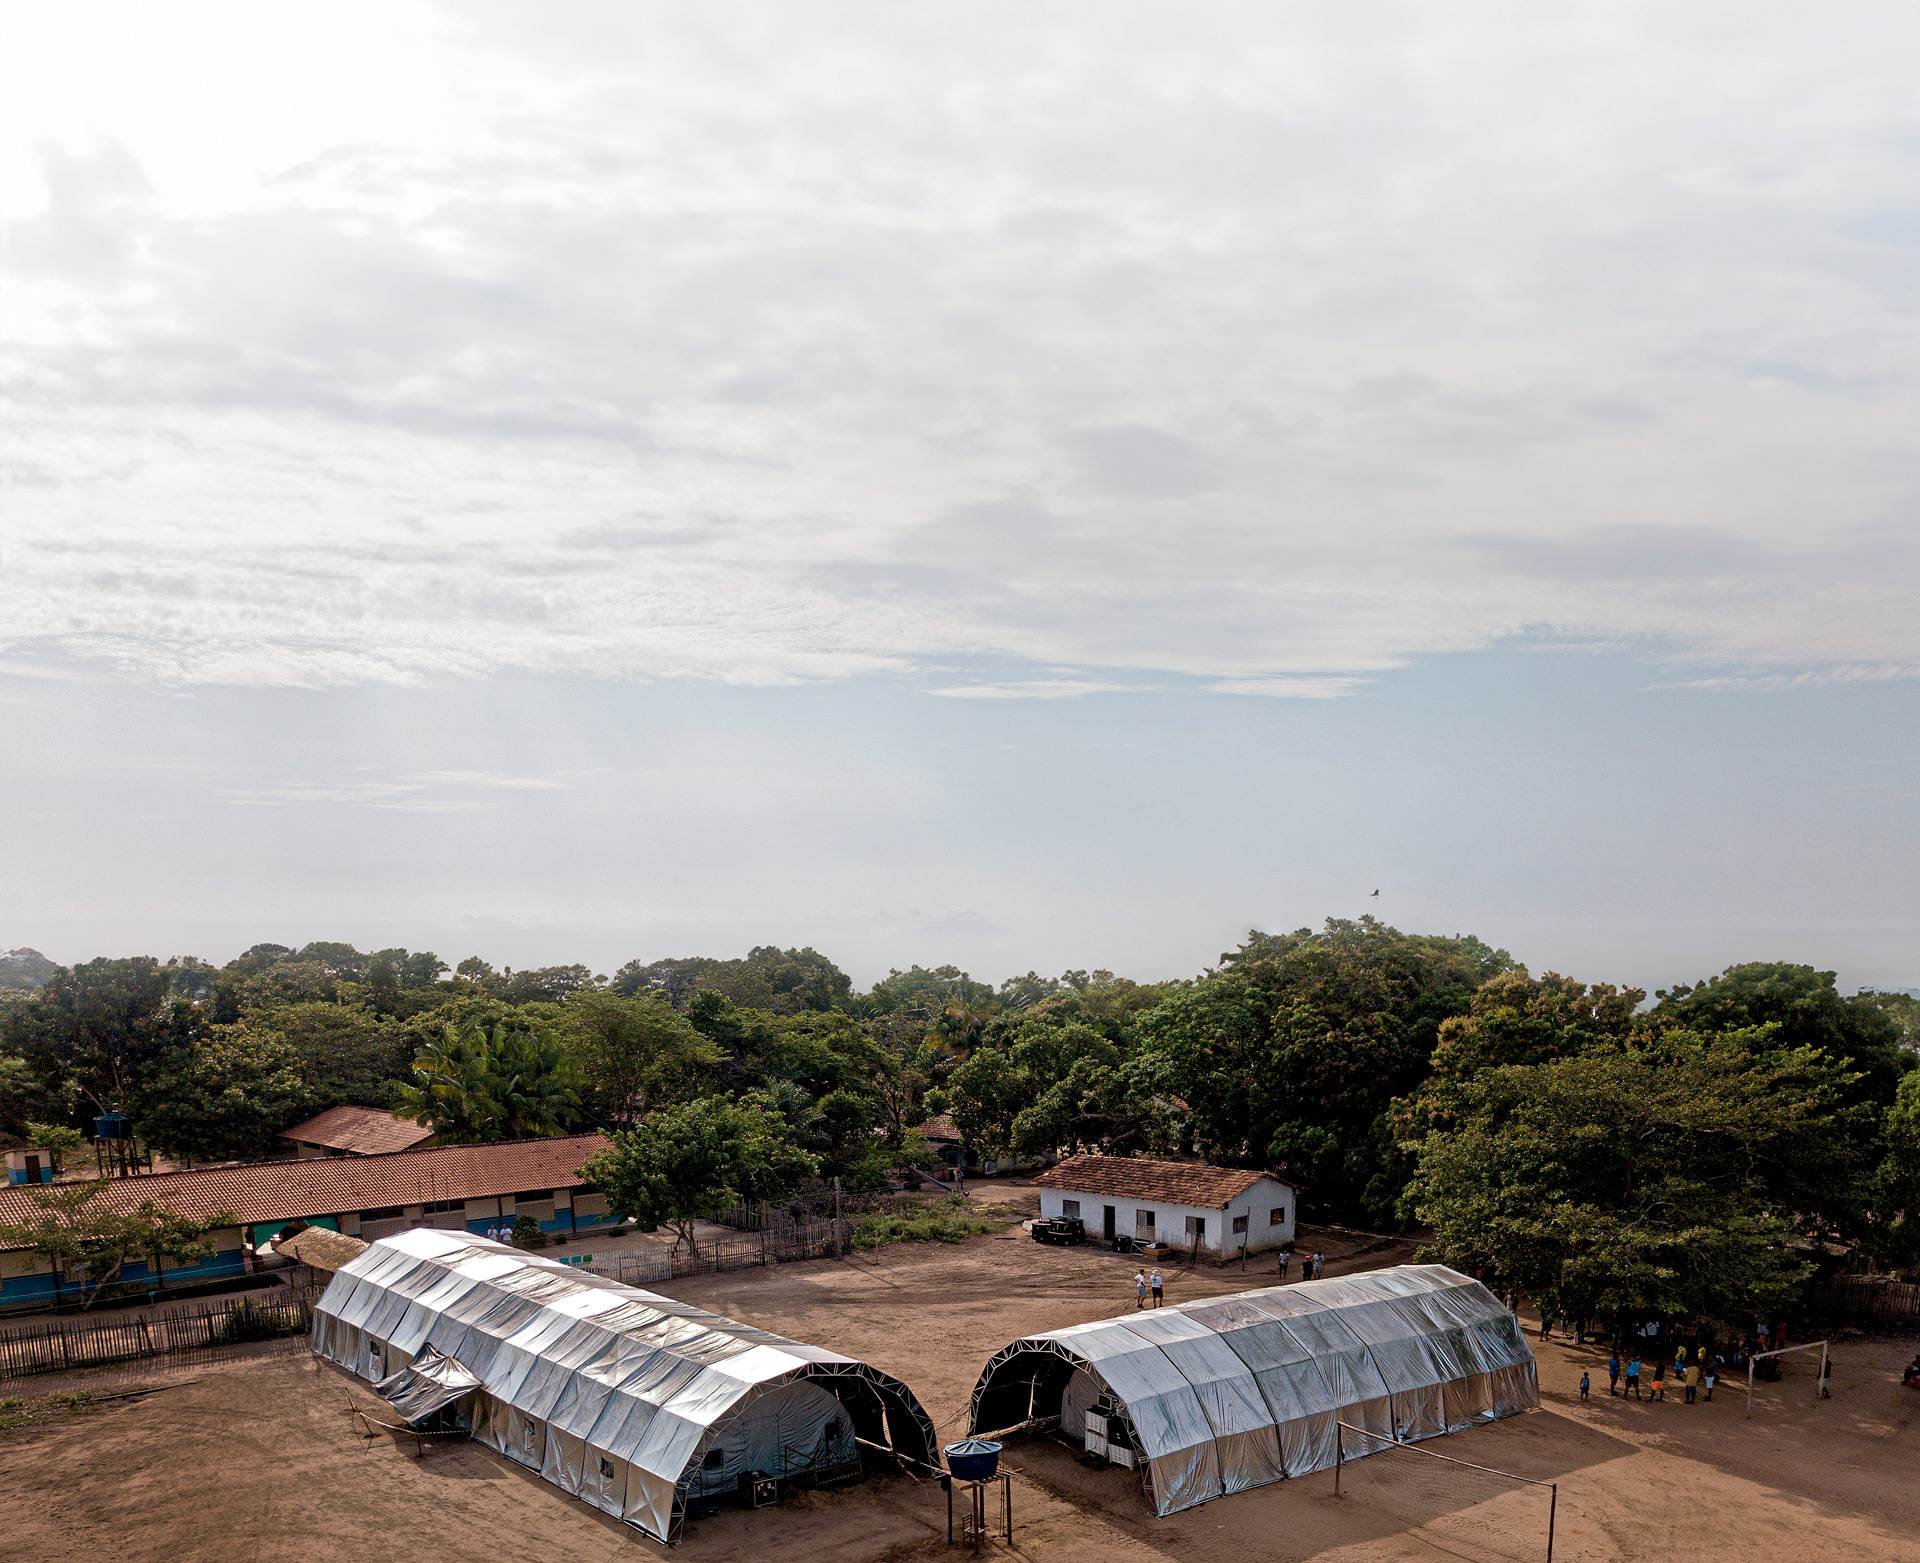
[0,1135,612,1233]
[1031,1154,1295,1208]
[281,1105,436,1156]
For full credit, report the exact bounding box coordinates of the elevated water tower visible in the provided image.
[92,1111,145,1177]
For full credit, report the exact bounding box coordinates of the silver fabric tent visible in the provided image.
[373,1344,483,1424]
[968,1263,1536,1517]
[312,1229,936,1541]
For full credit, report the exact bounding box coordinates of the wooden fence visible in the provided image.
[1807,1278,1920,1327]
[0,1288,313,1381]
[584,1218,849,1287]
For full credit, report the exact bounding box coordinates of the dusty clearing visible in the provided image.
[0,1227,1914,1563]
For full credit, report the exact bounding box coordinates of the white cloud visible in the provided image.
[3,2,1918,691]
[1207,678,1367,699]
[928,680,1152,699]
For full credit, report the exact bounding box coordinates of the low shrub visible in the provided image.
[850,1204,1000,1250]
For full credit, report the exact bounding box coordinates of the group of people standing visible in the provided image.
[1279,1249,1323,1282]
[1598,1343,1720,1404]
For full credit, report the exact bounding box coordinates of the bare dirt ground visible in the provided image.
[1,1221,1913,1563]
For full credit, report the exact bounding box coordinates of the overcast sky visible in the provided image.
[3,3,1916,992]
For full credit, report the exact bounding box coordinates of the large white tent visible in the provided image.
[968,1264,1537,1516]
[312,1229,936,1541]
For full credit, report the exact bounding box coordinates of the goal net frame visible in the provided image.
[1333,1420,1558,1563]
[1745,1339,1829,1417]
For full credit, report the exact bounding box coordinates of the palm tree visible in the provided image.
[395,1023,579,1142]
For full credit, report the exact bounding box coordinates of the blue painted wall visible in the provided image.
[462,1210,622,1236]
[0,1248,244,1306]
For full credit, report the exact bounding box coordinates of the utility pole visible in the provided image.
[833,1177,843,1258]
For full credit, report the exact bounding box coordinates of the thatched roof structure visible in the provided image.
[273,1225,369,1274]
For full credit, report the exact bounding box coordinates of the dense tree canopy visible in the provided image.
[578,1098,818,1256]
[1,926,1912,1333]
[1412,1029,1871,1327]
[393,1023,580,1142]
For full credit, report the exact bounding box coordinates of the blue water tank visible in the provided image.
[94,1112,133,1140]
[944,1439,1001,1480]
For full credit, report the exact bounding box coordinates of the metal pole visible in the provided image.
[1819,1342,1829,1399]
[1546,1482,1556,1563]
[1334,1419,1342,1496]
[1746,1359,1755,1417]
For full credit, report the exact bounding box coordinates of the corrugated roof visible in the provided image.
[281,1105,436,1156]
[0,1134,612,1234]
[1031,1153,1295,1208]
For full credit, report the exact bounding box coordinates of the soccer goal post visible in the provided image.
[1334,1422,1557,1563]
[1745,1339,1830,1417]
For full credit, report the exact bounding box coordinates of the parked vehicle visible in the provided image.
[1030,1216,1086,1247]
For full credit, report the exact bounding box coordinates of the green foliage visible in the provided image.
[561,990,724,1128]
[1427,971,1644,1089]
[613,946,852,1014]
[22,1121,85,1171]
[0,948,58,992]
[0,1049,53,1135]
[1412,1030,1869,1327]
[1654,962,1911,1104]
[2,956,200,1113]
[578,1097,818,1256]
[393,1023,579,1142]
[1133,918,1494,1218]
[1866,1068,1920,1271]
[133,1024,318,1163]
[511,1214,542,1247]
[210,1297,308,1345]
[857,964,997,1020]
[0,1181,235,1308]
[259,1003,412,1108]
[851,1200,1000,1249]
[949,1008,1162,1160]
[0,1389,100,1433]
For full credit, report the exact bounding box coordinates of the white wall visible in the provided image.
[1039,1178,1296,1254]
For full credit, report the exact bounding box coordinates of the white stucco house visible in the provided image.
[1031,1154,1300,1257]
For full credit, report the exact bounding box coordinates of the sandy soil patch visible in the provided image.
[0,1227,1912,1563]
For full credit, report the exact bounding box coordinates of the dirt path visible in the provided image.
[0,1231,1912,1563]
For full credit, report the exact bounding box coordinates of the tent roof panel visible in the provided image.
[314,1229,938,1506]
[968,1263,1536,1517]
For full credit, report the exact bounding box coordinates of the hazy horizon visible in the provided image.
[4,4,1916,995]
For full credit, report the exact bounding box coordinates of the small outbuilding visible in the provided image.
[967,1263,1538,1516]
[271,1224,369,1288]
[312,1229,938,1542]
[282,1105,436,1159]
[1031,1154,1298,1255]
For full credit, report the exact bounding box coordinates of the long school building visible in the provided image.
[0,1134,617,1307]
